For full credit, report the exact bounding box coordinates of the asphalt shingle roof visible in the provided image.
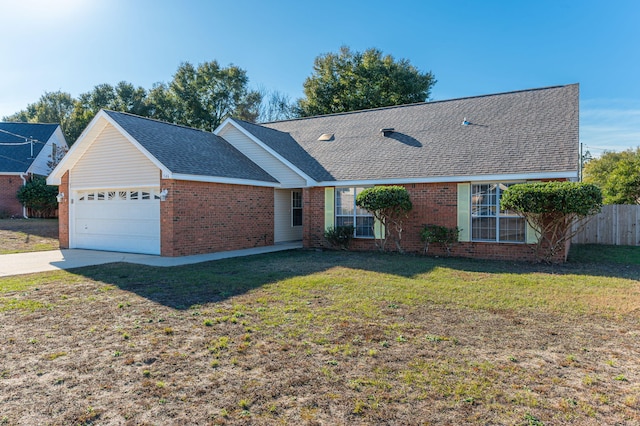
[245,84,579,182]
[0,122,58,173]
[104,111,277,183]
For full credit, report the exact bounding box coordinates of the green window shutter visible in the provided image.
[525,181,540,244]
[374,219,385,239]
[324,187,335,231]
[457,183,471,242]
[526,221,540,244]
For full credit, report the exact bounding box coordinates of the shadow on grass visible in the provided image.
[70,248,640,310]
[0,218,59,240]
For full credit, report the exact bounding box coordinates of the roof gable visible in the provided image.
[0,122,59,173]
[251,84,579,183]
[104,111,278,183]
[49,110,278,186]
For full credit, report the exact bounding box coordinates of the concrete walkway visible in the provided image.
[0,242,303,277]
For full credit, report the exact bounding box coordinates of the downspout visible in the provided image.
[20,173,28,218]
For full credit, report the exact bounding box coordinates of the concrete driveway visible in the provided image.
[0,242,302,277]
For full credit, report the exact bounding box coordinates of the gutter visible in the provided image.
[20,173,28,218]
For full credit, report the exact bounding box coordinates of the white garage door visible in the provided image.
[72,188,161,255]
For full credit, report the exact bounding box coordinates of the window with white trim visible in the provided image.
[471,183,525,243]
[335,187,374,238]
[292,190,302,227]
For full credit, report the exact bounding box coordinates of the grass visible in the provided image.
[0,249,638,424]
[0,218,58,254]
[568,244,640,265]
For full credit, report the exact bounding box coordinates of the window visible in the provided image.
[335,187,374,238]
[471,183,525,243]
[292,190,302,227]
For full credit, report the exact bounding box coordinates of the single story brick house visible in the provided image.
[47,84,579,261]
[0,122,68,217]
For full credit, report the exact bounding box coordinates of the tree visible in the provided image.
[583,148,640,204]
[2,91,75,142]
[67,82,151,143]
[356,185,412,252]
[169,61,262,131]
[501,182,602,263]
[16,176,59,218]
[297,46,436,117]
[256,89,297,122]
[3,59,268,142]
[145,82,179,123]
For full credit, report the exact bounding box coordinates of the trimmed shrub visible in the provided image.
[420,224,460,256]
[356,186,412,252]
[16,175,59,218]
[324,226,355,250]
[501,182,602,263]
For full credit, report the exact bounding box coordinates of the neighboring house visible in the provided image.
[0,122,68,218]
[47,84,579,261]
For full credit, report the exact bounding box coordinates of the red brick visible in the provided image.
[0,175,25,217]
[160,179,274,257]
[304,182,569,262]
[57,171,70,248]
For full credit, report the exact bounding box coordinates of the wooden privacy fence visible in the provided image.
[572,204,640,246]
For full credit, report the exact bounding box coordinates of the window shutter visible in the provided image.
[526,222,540,244]
[324,187,334,231]
[374,219,385,239]
[457,183,471,242]
[525,181,540,244]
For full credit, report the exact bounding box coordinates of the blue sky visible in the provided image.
[1,0,638,154]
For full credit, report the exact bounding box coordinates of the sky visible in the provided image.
[1,0,639,154]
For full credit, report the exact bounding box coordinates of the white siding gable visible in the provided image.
[28,126,68,176]
[218,125,307,188]
[70,123,160,190]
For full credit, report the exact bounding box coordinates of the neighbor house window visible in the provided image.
[292,190,302,227]
[471,183,525,243]
[335,187,374,238]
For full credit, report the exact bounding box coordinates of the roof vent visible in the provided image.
[318,133,334,141]
[461,118,471,126]
[380,128,394,137]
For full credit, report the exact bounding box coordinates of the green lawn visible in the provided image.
[0,250,638,425]
[569,244,640,266]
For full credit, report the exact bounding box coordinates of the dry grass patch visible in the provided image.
[0,219,58,254]
[0,250,638,425]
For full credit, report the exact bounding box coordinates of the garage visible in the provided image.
[48,110,282,257]
[72,188,161,255]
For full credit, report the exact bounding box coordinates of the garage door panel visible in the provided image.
[72,188,161,255]
[75,218,159,238]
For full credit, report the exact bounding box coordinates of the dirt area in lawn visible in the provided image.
[0,251,638,425]
[0,219,59,254]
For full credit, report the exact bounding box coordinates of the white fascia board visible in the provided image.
[0,172,26,176]
[216,119,317,186]
[169,173,281,188]
[315,171,578,187]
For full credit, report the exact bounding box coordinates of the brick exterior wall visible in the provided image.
[0,175,25,217]
[160,179,275,257]
[57,171,70,248]
[302,187,325,249]
[304,182,568,263]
